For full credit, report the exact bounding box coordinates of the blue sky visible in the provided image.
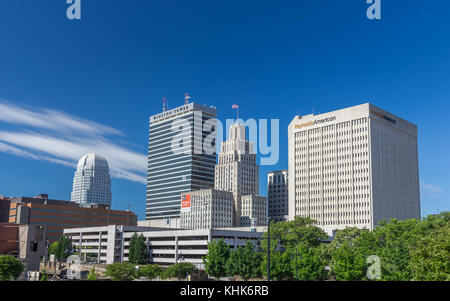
[0,0,448,220]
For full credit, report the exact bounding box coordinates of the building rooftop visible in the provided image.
[76,153,109,170]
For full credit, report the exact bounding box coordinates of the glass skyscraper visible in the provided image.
[146,102,217,220]
[70,153,112,207]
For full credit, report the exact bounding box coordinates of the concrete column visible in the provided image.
[97,232,102,264]
[175,235,179,263]
[78,232,82,262]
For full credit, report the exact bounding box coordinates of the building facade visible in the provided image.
[0,197,10,223]
[267,170,289,222]
[64,225,263,268]
[146,102,217,221]
[288,103,420,235]
[9,194,137,242]
[0,223,47,271]
[70,153,112,207]
[240,195,267,227]
[180,189,234,230]
[215,123,260,226]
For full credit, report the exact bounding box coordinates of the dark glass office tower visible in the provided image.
[146,102,217,220]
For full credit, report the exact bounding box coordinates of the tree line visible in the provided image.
[203,213,450,281]
[0,213,447,281]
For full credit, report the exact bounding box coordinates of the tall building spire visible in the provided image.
[215,121,260,226]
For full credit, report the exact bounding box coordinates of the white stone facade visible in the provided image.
[288,103,420,236]
[240,195,267,227]
[215,123,260,226]
[180,189,234,230]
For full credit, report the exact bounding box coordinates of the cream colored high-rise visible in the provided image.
[215,123,260,226]
[288,103,420,236]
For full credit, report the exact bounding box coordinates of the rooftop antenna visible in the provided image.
[185,92,190,105]
[312,106,315,115]
[163,97,167,112]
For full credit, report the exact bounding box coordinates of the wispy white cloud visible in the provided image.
[421,180,443,198]
[0,100,146,184]
[422,183,443,194]
[0,100,122,136]
[0,141,40,160]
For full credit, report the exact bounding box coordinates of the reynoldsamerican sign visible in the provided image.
[294,116,336,130]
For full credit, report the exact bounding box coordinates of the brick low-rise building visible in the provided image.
[8,194,137,243]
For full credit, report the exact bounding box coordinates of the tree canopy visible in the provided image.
[0,255,25,281]
[203,239,230,279]
[163,262,197,280]
[226,241,263,280]
[200,213,450,281]
[128,233,148,265]
[105,262,136,281]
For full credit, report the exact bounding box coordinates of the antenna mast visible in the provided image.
[163,97,167,112]
[185,93,190,104]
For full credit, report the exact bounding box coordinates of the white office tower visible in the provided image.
[288,103,420,236]
[215,122,265,227]
[71,153,112,207]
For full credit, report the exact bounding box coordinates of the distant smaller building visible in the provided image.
[0,197,11,223]
[267,170,289,222]
[0,223,47,271]
[240,195,267,227]
[180,189,234,230]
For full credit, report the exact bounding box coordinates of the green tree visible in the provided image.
[105,262,136,281]
[259,217,328,280]
[294,244,328,281]
[54,236,72,262]
[48,242,59,257]
[371,219,420,281]
[163,262,197,280]
[409,223,450,281]
[330,240,368,281]
[203,239,230,279]
[128,233,148,265]
[0,255,25,281]
[226,241,263,280]
[87,267,98,281]
[270,217,328,249]
[138,264,163,280]
[260,249,293,280]
[40,268,50,281]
